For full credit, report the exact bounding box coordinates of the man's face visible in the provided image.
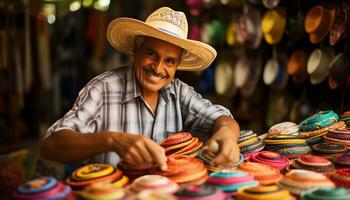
[133,37,182,95]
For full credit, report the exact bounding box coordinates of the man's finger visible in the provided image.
[210,140,230,166]
[145,141,167,171]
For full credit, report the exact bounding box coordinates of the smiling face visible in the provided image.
[133,37,182,96]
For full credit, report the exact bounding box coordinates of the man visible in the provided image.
[41,7,240,171]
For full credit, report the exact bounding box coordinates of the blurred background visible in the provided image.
[0,0,349,188]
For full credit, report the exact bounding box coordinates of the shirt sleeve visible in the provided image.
[44,83,103,140]
[178,79,232,135]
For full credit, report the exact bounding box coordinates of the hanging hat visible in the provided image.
[263,57,288,90]
[287,49,308,83]
[215,61,236,97]
[107,7,217,71]
[329,9,350,46]
[226,21,238,46]
[262,0,280,9]
[307,47,335,85]
[328,53,350,89]
[261,7,286,45]
[304,5,336,44]
[241,52,262,97]
[186,0,204,16]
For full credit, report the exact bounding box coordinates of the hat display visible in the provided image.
[236,185,294,200]
[307,47,335,85]
[304,5,336,44]
[324,128,350,149]
[328,52,350,89]
[66,163,127,190]
[329,9,350,46]
[299,110,339,131]
[288,154,335,175]
[332,153,350,168]
[206,171,259,193]
[267,122,300,138]
[80,182,126,200]
[248,151,290,170]
[160,132,203,157]
[175,185,227,200]
[14,177,73,200]
[330,168,350,188]
[238,161,283,185]
[238,130,265,154]
[128,175,179,194]
[263,57,288,90]
[311,142,347,159]
[226,21,238,46]
[301,187,350,200]
[341,111,350,126]
[240,52,263,97]
[261,7,286,45]
[277,169,335,196]
[107,7,217,71]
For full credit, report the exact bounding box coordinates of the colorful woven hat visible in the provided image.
[261,7,287,45]
[160,132,203,157]
[175,185,227,200]
[277,169,335,196]
[66,163,127,190]
[332,154,350,168]
[198,146,244,172]
[248,151,290,170]
[287,49,308,84]
[299,110,339,131]
[301,187,350,200]
[129,190,177,200]
[236,185,294,200]
[329,168,350,188]
[341,111,350,126]
[154,155,208,186]
[117,161,155,180]
[128,175,178,194]
[80,182,126,200]
[288,155,335,175]
[264,141,311,159]
[238,162,282,185]
[239,130,265,154]
[206,170,258,194]
[307,47,335,85]
[299,121,346,139]
[304,5,336,44]
[14,177,72,200]
[267,122,300,139]
[311,142,346,159]
[324,128,350,149]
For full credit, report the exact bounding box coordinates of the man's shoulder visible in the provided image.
[87,66,130,86]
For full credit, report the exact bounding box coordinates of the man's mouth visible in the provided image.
[144,67,167,79]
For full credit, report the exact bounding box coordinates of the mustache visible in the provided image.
[144,67,167,78]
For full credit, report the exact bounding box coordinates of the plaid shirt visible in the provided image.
[46,66,232,165]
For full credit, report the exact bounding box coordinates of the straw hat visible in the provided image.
[304,5,336,44]
[262,0,280,9]
[261,7,286,45]
[215,61,236,97]
[307,47,335,85]
[329,9,350,46]
[107,7,217,71]
[287,50,308,83]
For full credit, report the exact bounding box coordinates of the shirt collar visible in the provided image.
[121,66,176,103]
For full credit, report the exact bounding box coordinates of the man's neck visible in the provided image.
[141,91,159,114]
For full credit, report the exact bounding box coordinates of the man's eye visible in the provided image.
[167,60,176,65]
[148,51,156,57]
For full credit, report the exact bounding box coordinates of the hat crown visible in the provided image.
[145,7,188,39]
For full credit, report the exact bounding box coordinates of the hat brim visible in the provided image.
[107,18,217,71]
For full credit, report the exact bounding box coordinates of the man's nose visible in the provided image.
[153,61,164,73]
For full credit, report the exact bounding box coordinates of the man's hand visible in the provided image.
[208,115,240,166]
[110,133,167,171]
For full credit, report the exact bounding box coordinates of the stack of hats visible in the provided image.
[160,132,203,157]
[288,154,335,175]
[332,153,350,168]
[300,188,350,200]
[155,155,208,186]
[66,163,128,190]
[79,182,126,200]
[299,111,344,145]
[266,122,300,139]
[277,169,335,196]
[129,190,177,200]
[118,162,155,180]
[238,162,282,185]
[128,175,178,194]
[198,146,244,172]
[205,171,259,194]
[175,185,227,200]
[248,151,290,170]
[13,177,73,200]
[324,128,350,149]
[238,130,265,154]
[235,185,294,200]
[311,142,347,159]
[263,137,311,159]
[299,121,346,145]
[330,168,350,188]
[340,111,350,126]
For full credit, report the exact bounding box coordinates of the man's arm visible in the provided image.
[40,129,167,170]
[207,115,240,166]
